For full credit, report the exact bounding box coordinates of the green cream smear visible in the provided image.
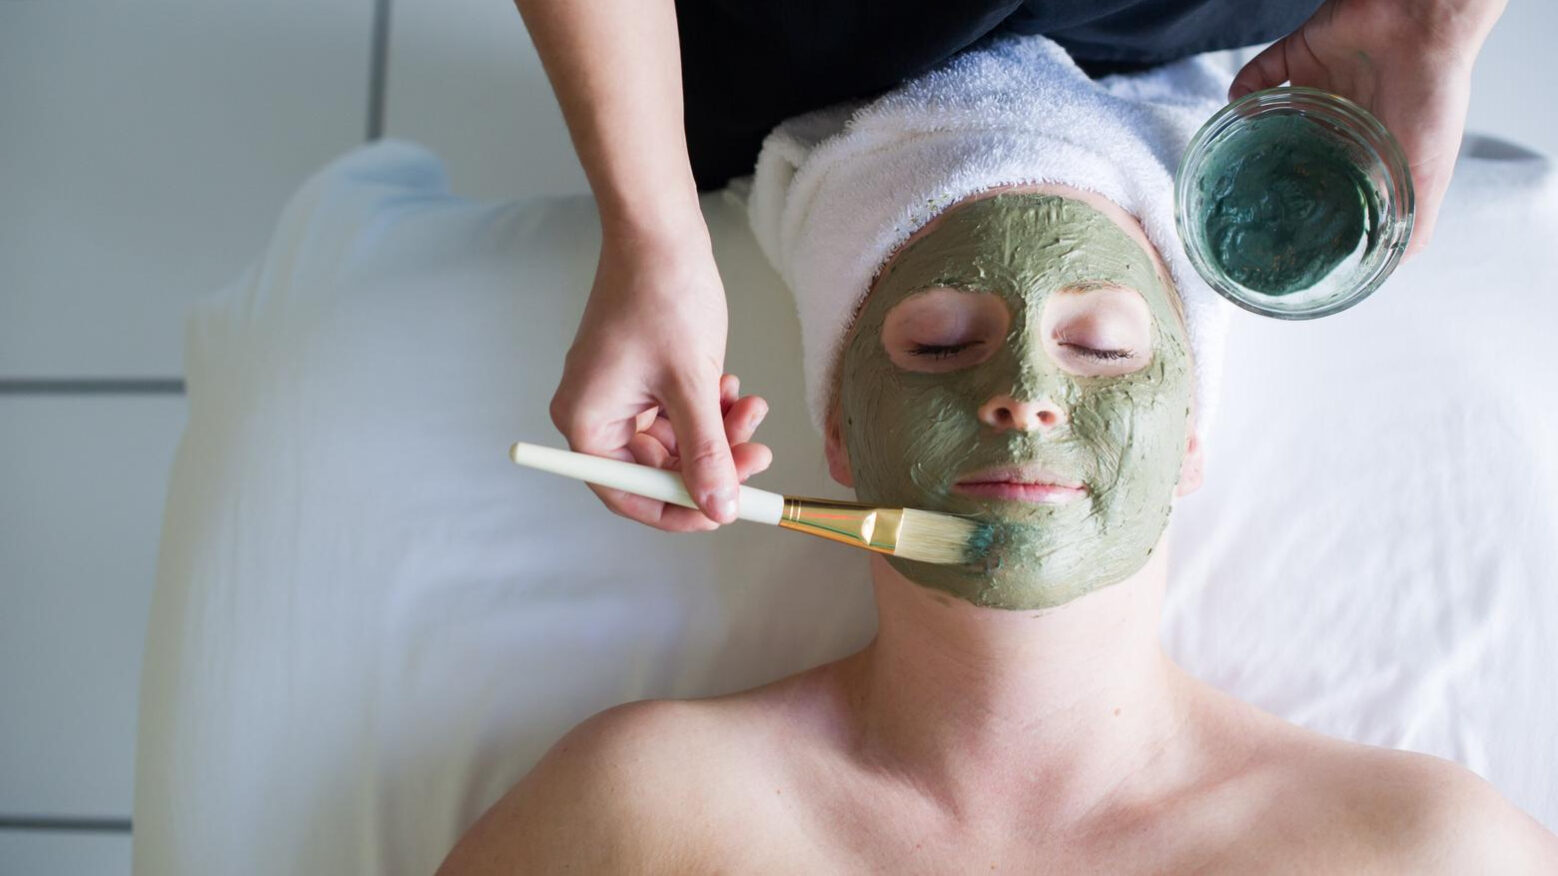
[838,193,1194,611]
[1198,113,1378,296]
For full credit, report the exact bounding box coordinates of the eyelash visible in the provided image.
[908,342,1134,361]
[1062,343,1136,361]
[909,342,976,360]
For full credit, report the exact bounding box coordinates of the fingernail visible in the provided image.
[714,488,738,522]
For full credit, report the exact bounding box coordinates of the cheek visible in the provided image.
[842,357,985,502]
[1071,362,1192,486]
[895,384,985,493]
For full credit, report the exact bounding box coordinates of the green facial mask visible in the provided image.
[837,193,1194,610]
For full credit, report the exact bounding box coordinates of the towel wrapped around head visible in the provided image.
[747,34,1238,445]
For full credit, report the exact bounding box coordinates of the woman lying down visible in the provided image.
[441,35,1558,872]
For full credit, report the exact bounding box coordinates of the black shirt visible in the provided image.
[677,0,1323,189]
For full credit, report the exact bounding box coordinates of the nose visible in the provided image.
[978,392,1067,433]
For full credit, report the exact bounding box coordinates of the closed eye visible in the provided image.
[1061,343,1135,362]
[882,288,1008,373]
[910,341,981,360]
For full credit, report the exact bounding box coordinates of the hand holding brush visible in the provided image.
[510,442,991,566]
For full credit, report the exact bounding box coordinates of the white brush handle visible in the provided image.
[509,442,785,525]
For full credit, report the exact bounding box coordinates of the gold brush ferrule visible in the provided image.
[778,498,905,556]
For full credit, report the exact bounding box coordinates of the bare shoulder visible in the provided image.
[436,697,750,875]
[1191,690,1558,873]
[1259,728,1558,873]
[1344,746,1558,874]
[434,672,833,875]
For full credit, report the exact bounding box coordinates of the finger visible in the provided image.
[552,395,636,458]
[627,431,673,469]
[582,440,719,533]
[632,445,771,531]
[643,416,679,456]
[596,483,720,532]
[719,373,740,410]
[628,436,723,530]
[642,395,763,464]
[1404,190,1440,259]
[1380,99,1463,260]
[650,443,770,529]
[656,504,723,531]
[1402,154,1454,259]
[731,442,774,481]
[662,376,740,524]
[620,441,769,529]
[632,404,660,434]
[575,446,697,530]
[723,395,770,446]
[1230,39,1291,100]
[550,376,660,471]
[551,386,673,525]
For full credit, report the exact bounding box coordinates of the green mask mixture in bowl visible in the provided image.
[1175,87,1414,319]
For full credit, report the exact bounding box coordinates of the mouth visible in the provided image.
[953,465,1087,505]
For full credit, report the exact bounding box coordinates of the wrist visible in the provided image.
[600,197,712,259]
[1396,0,1506,58]
[592,213,721,309]
[592,156,705,236]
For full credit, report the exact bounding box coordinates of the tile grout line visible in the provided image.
[5,2,383,843]
[0,816,132,834]
[1,0,383,851]
[0,379,185,396]
[366,0,392,141]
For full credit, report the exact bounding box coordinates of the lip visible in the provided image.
[954,465,1087,505]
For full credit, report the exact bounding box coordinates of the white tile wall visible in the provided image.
[0,0,374,869]
[0,0,373,378]
[0,397,186,817]
[0,831,132,876]
[1,0,1552,870]
[383,0,587,200]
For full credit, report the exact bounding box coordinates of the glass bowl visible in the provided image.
[1175,86,1414,319]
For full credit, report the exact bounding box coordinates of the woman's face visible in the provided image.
[832,191,1195,610]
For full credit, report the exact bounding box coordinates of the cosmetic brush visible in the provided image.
[509,442,991,565]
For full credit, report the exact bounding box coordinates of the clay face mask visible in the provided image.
[1197,113,1377,296]
[837,193,1194,610]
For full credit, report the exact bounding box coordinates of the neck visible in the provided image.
[835,534,1197,825]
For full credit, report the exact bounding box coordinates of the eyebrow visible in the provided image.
[1057,280,1186,331]
[1056,281,1136,295]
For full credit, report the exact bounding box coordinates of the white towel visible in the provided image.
[747,34,1239,443]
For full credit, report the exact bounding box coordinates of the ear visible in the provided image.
[824,406,855,488]
[1174,426,1203,498]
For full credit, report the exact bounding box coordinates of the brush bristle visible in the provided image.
[894,508,994,565]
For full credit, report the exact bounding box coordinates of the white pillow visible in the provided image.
[134,136,1558,874]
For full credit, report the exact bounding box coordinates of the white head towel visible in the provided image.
[747,34,1238,442]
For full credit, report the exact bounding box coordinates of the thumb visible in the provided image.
[1230,39,1291,101]
[663,376,740,524]
[1402,161,1447,259]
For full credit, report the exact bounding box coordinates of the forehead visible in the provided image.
[868,193,1171,317]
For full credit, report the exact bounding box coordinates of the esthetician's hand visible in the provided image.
[616,371,774,531]
[551,231,772,532]
[1230,0,1507,257]
[517,0,770,530]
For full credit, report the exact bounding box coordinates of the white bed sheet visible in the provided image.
[134,137,1558,874]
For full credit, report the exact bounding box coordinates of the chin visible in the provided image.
[886,547,1138,612]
